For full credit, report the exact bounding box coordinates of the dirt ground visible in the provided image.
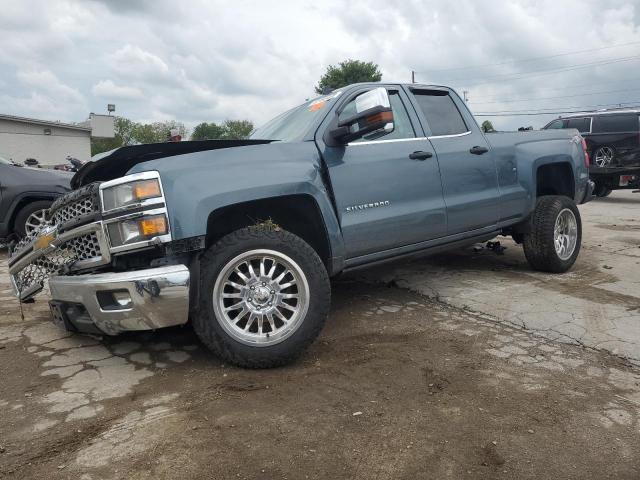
[1,275,639,479]
[360,190,640,365]
[1,193,640,479]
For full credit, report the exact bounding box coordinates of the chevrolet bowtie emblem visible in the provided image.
[33,230,56,250]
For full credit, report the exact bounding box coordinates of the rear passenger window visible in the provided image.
[593,114,638,133]
[566,117,591,133]
[411,90,468,136]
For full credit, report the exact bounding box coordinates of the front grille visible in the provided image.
[48,182,100,230]
[12,231,105,298]
[11,233,36,255]
[51,197,96,226]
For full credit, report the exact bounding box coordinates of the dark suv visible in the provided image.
[544,110,640,196]
[0,155,71,240]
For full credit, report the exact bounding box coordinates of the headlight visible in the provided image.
[101,178,162,212]
[107,213,168,247]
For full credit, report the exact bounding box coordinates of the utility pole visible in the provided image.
[411,70,415,84]
[463,90,469,102]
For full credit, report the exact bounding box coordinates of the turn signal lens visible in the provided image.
[101,177,162,212]
[365,110,393,125]
[133,179,161,201]
[107,213,169,248]
[139,215,167,236]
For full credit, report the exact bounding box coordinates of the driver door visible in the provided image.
[316,86,447,260]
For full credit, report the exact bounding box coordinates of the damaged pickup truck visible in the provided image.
[8,83,594,368]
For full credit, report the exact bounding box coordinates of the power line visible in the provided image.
[477,100,640,113]
[446,54,640,86]
[474,101,640,116]
[469,87,640,105]
[469,77,640,100]
[412,40,640,74]
[475,109,640,117]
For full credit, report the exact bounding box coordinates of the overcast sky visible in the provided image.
[1,0,639,132]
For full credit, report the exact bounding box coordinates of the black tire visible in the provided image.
[193,226,331,368]
[594,183,612,197]
[522,196,582,273]
[13,200,52,238]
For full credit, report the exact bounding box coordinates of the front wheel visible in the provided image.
[193,226,331,368]
[522,196,582,273]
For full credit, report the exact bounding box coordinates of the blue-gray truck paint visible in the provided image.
[119,83,591,275]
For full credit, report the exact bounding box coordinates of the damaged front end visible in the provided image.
[7,171,190,335]
[8,183,109,301]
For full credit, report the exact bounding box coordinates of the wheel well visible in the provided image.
[205,195,332,269]
[536,163,574,199]
[8,195,54,232]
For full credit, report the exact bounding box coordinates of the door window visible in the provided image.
[592,114,638,133]
[566,117,591,133]
[338,90,415,142]
[411,90,468,136]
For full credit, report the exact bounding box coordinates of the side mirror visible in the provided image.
[330,87,394,144]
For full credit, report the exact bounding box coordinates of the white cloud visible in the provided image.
[17,69,85,103]
[108,44,169,79]
[0,0,639,130]
[92,79,144,100]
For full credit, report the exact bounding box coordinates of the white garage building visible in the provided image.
[0,113,114,166]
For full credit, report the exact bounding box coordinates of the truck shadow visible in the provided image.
[593,194,640,204]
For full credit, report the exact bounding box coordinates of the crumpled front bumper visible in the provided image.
[48,264,190,335]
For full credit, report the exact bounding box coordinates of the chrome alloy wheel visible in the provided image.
[554,208,578,260]
[212,249,310,346]
[594,146,614,167]
[24,209,48,237]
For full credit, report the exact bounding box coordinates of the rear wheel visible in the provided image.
[522,196,582,273]
[193,226,331,368]
[14,200,51,238]
[594,183,612,197]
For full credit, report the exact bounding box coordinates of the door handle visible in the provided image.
[470,145,489,155]
[409,151,433,161]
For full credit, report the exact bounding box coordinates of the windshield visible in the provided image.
[250,90,343,142]
[0,155,12,165]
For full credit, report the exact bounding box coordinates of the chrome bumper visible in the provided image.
[48,264,190,335]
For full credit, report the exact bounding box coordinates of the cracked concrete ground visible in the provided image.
[1,192,639,479]
[359,191,640,365]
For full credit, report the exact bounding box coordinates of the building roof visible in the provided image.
[0,113,92,132]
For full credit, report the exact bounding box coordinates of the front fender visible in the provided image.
[127,142,345,271]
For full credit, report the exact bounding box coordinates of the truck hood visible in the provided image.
[71,139,272,188]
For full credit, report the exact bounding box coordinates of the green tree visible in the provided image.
[190,120,254,140]
[191,122,225,141]
[315,59,382,94]
[481,120,496,133]
[221,119,253,139]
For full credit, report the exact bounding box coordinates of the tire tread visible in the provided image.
[522,195,581,273]
[193,226,330,368]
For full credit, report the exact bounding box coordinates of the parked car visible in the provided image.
[543,109,640,196]
[0,154,72,240]
[8,83,593,368]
